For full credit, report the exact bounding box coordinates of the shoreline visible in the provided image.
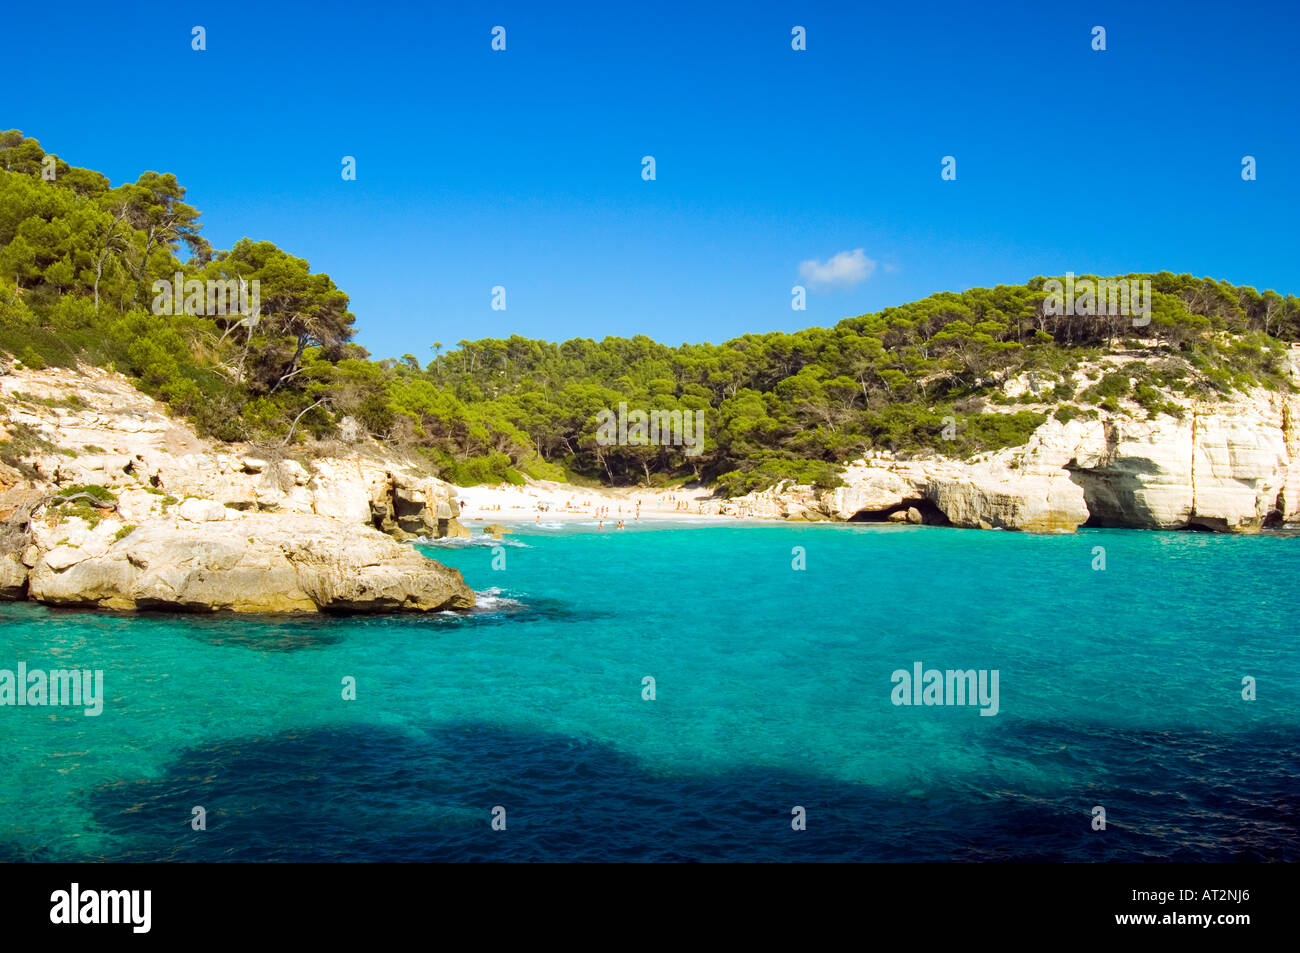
[446,477,1300,536]
[453,479,764,524]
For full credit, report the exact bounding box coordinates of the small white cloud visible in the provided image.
[798,248,876,289]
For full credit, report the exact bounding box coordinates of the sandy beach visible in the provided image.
[453,479,763,525]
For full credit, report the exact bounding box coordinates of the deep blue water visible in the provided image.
[1,522,1296,861]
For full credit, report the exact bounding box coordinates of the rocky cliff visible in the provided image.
[737,352,1300,534]
[4,354,1299,555]
[0,363,475,612]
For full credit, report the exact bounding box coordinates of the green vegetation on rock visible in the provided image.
[47,483,117,528]
[2,130,1297,494]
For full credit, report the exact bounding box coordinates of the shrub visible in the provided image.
[953,411,1047,457]
[57,483,117,504]
[715,457,845,497]
[441,452,517,486]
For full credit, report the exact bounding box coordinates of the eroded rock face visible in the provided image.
[24,513,475,613]
[0,364,469,543]
[741,386,1300,534]
[1062,400,1297,531]
[827,456,1090,533]
[0,552,27,598]
[4,358,1298,539]
[367,473,468,540]
[0,366,480,614]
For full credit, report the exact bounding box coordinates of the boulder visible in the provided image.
[0,552,28,599]
[309,461,382,524]
[176,497,230,522]
[25,512,476,613]
[437,518,473,539]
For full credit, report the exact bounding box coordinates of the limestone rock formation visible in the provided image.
[0,552,27,598]
[0,363,473,543]
[22,511,475,613]
[4,357,1298,541]
[739,383,1300,534]
[0,365,478,613]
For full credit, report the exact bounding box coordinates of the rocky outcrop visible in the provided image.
[0,363,471,542]
[739,383,1300,534]
[4,357,1298,540]
[0,364,477,613]
[1061,410,1285,530]
[368,473,470,540]
[21,509,474,614]
[0,552,27,598]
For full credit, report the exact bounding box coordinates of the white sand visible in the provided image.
[452,479,763,524]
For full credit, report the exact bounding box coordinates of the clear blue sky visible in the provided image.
[8,0,1298,358]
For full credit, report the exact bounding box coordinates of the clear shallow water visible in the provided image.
[1,524,1296,861]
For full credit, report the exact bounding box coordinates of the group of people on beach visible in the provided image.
[656,493,692,511]
[592,504,632,531]
[465,484,755,524]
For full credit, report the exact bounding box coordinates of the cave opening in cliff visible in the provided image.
[848,498,950,525]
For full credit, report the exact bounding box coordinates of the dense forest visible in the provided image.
[2,130,1298,493]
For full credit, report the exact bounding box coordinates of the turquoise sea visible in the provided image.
[1,523,1296,861]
